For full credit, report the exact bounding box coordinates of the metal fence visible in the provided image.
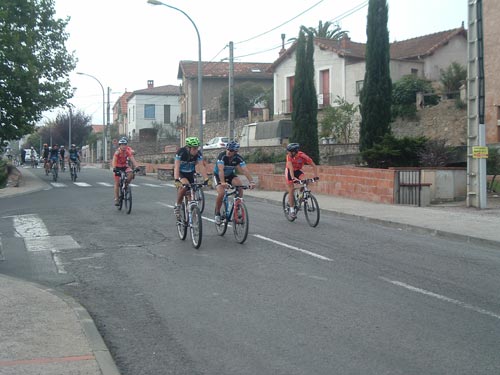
[395,169,422,206]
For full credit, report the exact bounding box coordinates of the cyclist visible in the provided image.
[213,141,255,224]
[48,144,60,171]
[112,137,140,206]
[59,145,66,171]
[173,137,210,218]
[42,143,50,173]
[29,146,37,168]
[68,144,80,177]
[285,143,319,218]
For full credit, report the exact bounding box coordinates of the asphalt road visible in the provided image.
[1,166,499,375]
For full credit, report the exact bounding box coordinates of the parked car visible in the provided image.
[204,137,229,149]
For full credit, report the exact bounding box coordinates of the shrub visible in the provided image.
[361,134,428,168]
[243,149,286,164]
[418,139,454,167]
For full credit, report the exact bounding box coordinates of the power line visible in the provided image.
[234,0,325,45]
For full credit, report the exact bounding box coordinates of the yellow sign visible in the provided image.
[472,146,488,159]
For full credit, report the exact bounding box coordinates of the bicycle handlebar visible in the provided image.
[294,177,318,185]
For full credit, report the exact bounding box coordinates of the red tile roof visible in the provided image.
[130,84,180,96]
[178,61,273,80]
[269,27,466,71]
[91,125,104,133]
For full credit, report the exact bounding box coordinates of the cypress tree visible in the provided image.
[291,30,320,163]
[359,0,392,152]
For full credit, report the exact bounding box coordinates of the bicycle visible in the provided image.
[69,160,78,181]
[116,169,136,214]
[193,172,206,213]
[176,183,204,249]
[50,160,59,182]
[59,158,65,172]
[214,184,250,244]
[282,178,320,227]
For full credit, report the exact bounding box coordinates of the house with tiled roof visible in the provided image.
[270,27,467,116]
[112,91,132,137]
[177,61,273,142]
[126,80,181,140]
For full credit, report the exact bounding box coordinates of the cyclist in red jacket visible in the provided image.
[112,137,140,206]
[285,143,319,218]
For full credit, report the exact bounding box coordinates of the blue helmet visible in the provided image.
[226,141,240,151]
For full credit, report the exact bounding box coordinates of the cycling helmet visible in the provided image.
[226,141,240,152]
[43,143,48,147]
[118,137,128,145]
[286,143,300,152]
[60,145,64,148]
[185,137,200,147]
[71,144,76,147]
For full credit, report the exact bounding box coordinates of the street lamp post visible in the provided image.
[147,0,203,146]
[76,72,107,162]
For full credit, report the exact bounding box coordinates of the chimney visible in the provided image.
[147,80,154,89]
[341,35,350,49]
[279,33,287,57]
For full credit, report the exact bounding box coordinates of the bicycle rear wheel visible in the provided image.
[125,186,132,214]
[282,192,296,222]
[195,188,205,213]
[304,194,320,227]
[233,200,249,244]
[215,200,228,236]
[176,202,187,240]
[190,205,202,249]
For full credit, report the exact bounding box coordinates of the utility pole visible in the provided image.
[107,86,111,155]
[228,41,235,140]
[467,0,487,208]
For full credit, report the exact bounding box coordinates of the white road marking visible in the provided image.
[157,201,332,261]
[253,234,333,261]
[380,277,500,321]
[142,183,161,187]
[12,214,49,237]
[10,214,80,274]
[74,182,91,187]
[50,182,67,187]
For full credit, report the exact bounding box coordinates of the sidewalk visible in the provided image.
[1,166,499,374]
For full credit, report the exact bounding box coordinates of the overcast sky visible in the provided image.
[49,0,467,125]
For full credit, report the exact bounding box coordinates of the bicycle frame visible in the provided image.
[215,184,250,244]
[282,178,320,227]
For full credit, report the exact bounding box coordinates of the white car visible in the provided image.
[203,137,229,150]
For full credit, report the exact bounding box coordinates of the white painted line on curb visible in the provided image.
[380,277,500,321]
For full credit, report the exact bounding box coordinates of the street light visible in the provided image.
[76,72,107,162]
[147,0,203,146]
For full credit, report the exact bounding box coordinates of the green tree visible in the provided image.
[320,96,358,143]
[440,61,467,98]
[36,110,92,147]
[0,0,77,152]
[359,0,392,152]
[487,147,500,192]
[291,30,319,163]
[290,21,349,42]
[219,82,268,118]
[392,75,438,119]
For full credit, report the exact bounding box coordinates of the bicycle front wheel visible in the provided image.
[233,200,249,244]
[304,194,320,227]
[190,205,202,249]
[52,167,58,182]
[125,186,132,214]
[176,202,187,240]
[282,192,296,222]
[195,188,205,214]
[215,200,228,236]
